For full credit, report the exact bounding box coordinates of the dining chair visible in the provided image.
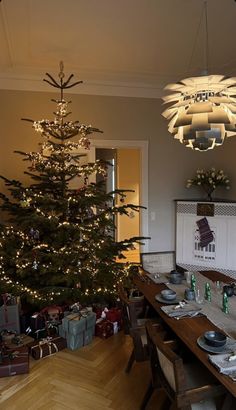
[140,251,175,274]
[118,285,163,374]
[141,321,227,410]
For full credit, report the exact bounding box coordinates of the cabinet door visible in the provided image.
[176,202,236,272]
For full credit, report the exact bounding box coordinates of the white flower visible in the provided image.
[186,168,230,193]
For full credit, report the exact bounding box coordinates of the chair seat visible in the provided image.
[185,362,218,391]
[186,362,220,410]
[141,321,227,410]
[137,318,148,327]
[191,399,217,410]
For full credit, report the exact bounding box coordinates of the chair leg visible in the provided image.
[125,348,135,373]
[140,380,154,410]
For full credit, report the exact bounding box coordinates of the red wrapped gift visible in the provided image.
[94,308,103,320]
[106,308,122,323]
[0,346,29,377]
[106,308,123,330]
[95,320,113,339]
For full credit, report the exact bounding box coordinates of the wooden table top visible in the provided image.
[134,270,236,398]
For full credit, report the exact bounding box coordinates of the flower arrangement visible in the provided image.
[186,168,230,200]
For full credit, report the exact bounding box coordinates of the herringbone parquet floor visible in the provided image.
[0,332,165,410]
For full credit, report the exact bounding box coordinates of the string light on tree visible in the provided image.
[0,62,146,306]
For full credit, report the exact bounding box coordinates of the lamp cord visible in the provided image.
[204,0,209,75]
[186,0,209,77]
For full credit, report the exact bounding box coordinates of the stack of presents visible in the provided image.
[0,293,123,377]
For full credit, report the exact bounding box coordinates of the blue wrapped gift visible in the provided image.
[0,301,20,334]
[59,312,96,350]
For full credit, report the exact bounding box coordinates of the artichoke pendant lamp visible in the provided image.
[162,1,236,151]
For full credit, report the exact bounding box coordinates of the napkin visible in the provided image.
[208,352,236,375]
[161,303,202,318]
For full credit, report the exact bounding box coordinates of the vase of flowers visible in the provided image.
[186,168,230,200]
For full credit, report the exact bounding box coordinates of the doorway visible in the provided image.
[96,147,141,262]
[91,139,149,261]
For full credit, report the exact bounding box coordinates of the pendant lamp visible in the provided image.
[162,2,236,151]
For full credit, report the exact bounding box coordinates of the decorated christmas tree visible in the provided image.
[0,63,145,306]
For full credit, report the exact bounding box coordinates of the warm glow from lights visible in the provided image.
[162,75,236,151]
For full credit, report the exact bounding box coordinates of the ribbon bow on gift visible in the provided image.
[33,337,58,359]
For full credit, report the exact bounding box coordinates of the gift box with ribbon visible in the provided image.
[95,319,114,339]
[29,336,67,360]
[105,308,123,330]
[0,346,29,377]
[0,295,20,334]
[29,312,45,332]
[59,312,96,350]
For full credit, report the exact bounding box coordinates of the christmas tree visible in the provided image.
[0,63,145,306]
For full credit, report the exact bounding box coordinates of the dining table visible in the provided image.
[133,269,236,406]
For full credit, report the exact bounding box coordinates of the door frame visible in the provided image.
[90,139,149,252]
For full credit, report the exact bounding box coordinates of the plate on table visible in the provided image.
[155,294,182,305]
[197,335,236,354]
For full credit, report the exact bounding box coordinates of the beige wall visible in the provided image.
[1,89,236,252]
[116,148,140,241]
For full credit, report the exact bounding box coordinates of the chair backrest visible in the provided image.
[145,320,186,400]
[140,251,175,274]
[118,285,146,330]
[145,321,225,410]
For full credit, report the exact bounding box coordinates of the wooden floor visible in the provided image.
[0,332,166,410]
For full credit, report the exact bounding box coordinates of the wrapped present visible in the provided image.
[1,330,16,345]
[29,336,67,360]
[93,304,108,320]
[106,308,122,327]
[30,312,45,332]
[95,319,114,339]
[59,312,96,350]
[0,346,29,377]
[1,293,18,306]
[46,322,59,337]
[26,327,48,340]
[9,333,35,348]
[0,297,20,334]
[40,305,63,326]
[20,313,31,333]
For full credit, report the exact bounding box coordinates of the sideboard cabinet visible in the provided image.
[176,200,236,279]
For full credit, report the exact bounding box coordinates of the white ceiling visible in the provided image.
[0,0,236,98]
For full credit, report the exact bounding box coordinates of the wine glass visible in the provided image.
[195,287,204,305]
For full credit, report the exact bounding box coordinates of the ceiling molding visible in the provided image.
[0,72,163,98]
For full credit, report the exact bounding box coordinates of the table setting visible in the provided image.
[151,269,236,381]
